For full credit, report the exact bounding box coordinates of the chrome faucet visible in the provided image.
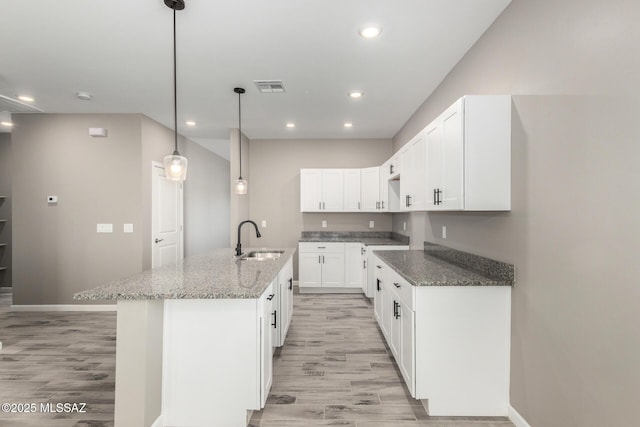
[235,220,261,256]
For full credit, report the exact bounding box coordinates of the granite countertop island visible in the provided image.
[74,247,297,301]
[374,242,514,287]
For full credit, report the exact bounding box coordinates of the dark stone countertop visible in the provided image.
[373,242,514,287]
[299,231,409,246]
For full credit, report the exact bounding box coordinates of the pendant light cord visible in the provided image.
[238,90,243,179]
[173,9,179,155]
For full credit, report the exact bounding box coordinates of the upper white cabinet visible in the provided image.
[361,167,383,211]
[343,169,361,211]
[300,169,344,212]
[425,96,511,211]
[399,131,427,211]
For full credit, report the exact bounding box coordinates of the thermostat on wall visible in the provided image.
[89,127,108,137]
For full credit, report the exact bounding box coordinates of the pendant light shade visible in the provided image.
[164,0,188,181]
[234,87,247,195]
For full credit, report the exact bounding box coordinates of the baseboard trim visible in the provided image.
[150,414,163,427]
[508,405,532,427]
[11,304,117,312]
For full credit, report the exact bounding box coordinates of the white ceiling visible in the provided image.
[0,0,511,148]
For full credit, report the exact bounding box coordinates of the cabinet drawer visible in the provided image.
[387,268,414,310]
[298,242,345,253]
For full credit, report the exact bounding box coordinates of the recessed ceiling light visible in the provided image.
[344,122,353,128]
[185,120,196,126]
[286,123,296,128]
[359,25,382,39]
[348,91,364,99]
[18,95,35,102]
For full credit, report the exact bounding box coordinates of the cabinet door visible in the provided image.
[343,169,361,211]
[361,167,380,211]
[390,294,401,359]
[299,252,322,287]
[379,168,389,212]
[321,169,344,211]
[321,252,345,287]
[373,268,385,331]
[399,145,413,211]
[425,122,443,209]
[300,169,322,212]
[260,284,274,407]
[440,99,464,210]
[399,299,415,395]
[409,132,427,210]
[344,243,363,289]
[279,258,293,344]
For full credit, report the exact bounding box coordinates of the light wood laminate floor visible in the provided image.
[249,291,514,427]
[0,290,514,427]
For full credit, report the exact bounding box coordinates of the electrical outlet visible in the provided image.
[322,220,327,228]
[97,223,113,233]
[369,220,375,228]
[403,222,407,231]
[442,226,447,239]
[123,224,134,233]
[261,220,267,228]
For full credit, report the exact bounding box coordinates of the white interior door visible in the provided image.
[152,162,184,268]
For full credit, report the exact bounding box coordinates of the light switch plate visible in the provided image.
[124,224,134,233]
[97,223,113,233]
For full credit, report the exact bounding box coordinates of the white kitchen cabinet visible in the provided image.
[260,282,274,407]
[298,242,345,288]
[372,256,387,338]
[399,131,427,211]
[343,169,361,211]
[364,245,409,298]
[300,169,344,212]
[344,243,364,289]
[372,256,511,416]
[361,166,382,211]
[425,95,511,211]
[273,257,294,348]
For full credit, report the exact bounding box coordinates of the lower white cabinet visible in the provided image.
[373,258,511,416]
[272,257,294,347]
[299,242,345,288]
[344,243,364,288]
[364,246,408,298]
[260,282,274,407]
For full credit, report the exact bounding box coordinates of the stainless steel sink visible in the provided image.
[240,250,285,261]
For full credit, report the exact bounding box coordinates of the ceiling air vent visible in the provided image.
[0,94,44,113]
[254,80,286,93]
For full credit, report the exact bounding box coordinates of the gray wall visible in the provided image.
[248,138,393,278]
[229,129,250,251]
[12,114,144,305]
[0,133,12,287]
[12,114,230,304]
[391,0,640,426]
[182,138,231,255]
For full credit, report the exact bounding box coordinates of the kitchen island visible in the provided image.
[75,248,296,427]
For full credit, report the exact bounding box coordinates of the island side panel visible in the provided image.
[114,300,164,427]
[162,298,260,427]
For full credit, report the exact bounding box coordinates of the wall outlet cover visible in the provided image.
[321,220,327,228]
[442,225,447,239]
[369,220,375,228]
[124,224,134,233]
[97,223,113,233]
[261,220,267,228]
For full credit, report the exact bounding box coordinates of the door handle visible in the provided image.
[267,294,275,301]
[272,310,277,328]
[154,238,164,244]
[289,278,293,290]
[393,282,401,288]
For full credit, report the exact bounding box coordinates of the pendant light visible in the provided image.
[234,87,247,194]
[163,0,188,181]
